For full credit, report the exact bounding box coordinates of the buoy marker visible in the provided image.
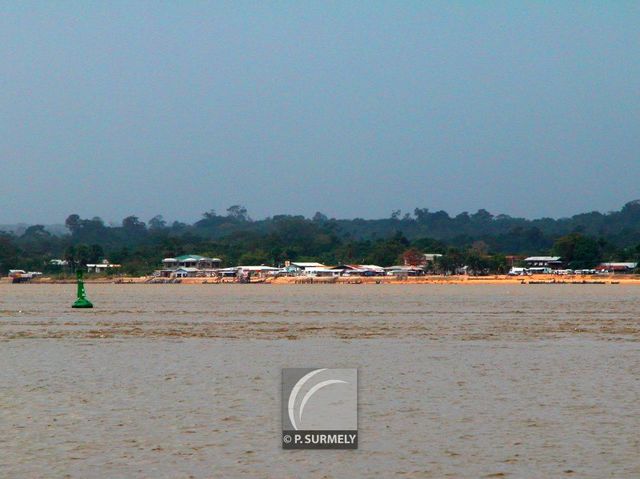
[72,270,93,308]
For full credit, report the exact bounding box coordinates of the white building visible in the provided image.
[162,255,221,270]
[86,259,121,273]
[330,264,385,276]
[173,267,199,278]
[284,262,327,275]
[523,256,564,269]
[303,267,341,277]
[158,254,222,277]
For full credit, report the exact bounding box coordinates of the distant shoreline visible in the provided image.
[4,274,640,285]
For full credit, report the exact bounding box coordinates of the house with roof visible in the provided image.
[238,265,282,274]
[172,267,200,278]
[157,254,221,277]
[283,261,327,275]
[302,267,341,277]
[384,265,425,276]
[595,262,638,274]
[86,259,121,273]
[523,256,564,270]
[162,254,221,269]
[330,264,385,276]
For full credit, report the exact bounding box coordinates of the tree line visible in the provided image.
[2,202,640,276]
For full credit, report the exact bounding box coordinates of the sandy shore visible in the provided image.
[7,274,640,285]
[269,274,640,285]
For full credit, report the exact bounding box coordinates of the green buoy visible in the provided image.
[72,270,93,308]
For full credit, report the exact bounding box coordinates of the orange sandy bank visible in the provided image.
[10,274,640,285]
[268,274,640,285]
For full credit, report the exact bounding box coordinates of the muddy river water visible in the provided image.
[1,284,638,477]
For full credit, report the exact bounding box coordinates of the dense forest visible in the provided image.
[2,201,640,275]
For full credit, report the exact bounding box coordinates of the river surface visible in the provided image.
[1,284,639,478]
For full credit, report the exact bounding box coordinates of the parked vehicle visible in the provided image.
[528,267,553,274]
[508,267,530,276]
[573,269,591,275]
[555,269,574,275]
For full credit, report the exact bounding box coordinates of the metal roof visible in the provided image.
[597,262,637,268]
[176,254,206,261]
[238,266,281,271]
[170,255,222,262]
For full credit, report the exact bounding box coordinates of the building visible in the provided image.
[237,266,282,279]
[303,267,341,277]
[595,262,638,274]
[523,256,564,270]
[238,265,281,274]
[283,261,327,275]
[216,267,240,278]
[172,267,200,278]
[157,254,221,277]
[86,259,121,273]
[384,266,425,276]
[330,264,385,276]
[211,266,282,281]
[162,255,221,270]
[403,252,443,267]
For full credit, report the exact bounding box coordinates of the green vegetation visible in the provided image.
[2,201,640,275]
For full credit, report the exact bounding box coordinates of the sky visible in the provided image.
[1,1,639,224]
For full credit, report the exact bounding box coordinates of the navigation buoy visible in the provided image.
[72,270,93,308]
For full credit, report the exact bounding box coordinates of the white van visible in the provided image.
[508,267,529,276]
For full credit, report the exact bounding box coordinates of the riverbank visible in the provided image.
[4,274,640,285]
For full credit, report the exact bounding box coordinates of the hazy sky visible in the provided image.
[1,1,639,224]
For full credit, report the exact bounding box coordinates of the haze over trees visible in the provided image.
[2,201,640,275]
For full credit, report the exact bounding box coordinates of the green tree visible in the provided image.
[552,233,602,269]
[227,205,249,221]
[89,244,104,264]
[75,244,91,267]
[238,250,271,265]
[65,214,81,234]
[122,216,146,231]
[0,234,20,274]
[148,215,166,230]
[64,245,76,271]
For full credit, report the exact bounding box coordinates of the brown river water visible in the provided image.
[1,284,639,478]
